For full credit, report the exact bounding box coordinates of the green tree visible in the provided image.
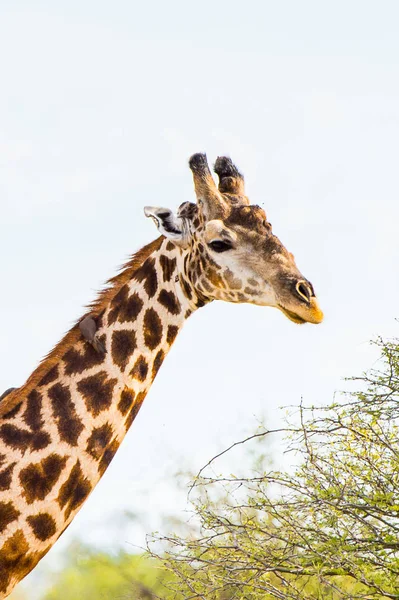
[41,542,175,600]
[149,337,399,599]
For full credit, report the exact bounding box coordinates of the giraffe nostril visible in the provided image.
[295,281,313,303]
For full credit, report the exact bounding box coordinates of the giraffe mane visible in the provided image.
[0,236,164,417]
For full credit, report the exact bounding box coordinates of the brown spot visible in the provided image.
[38,365,59,387]
[0,424,50,452]
[185,309,192,318]
[159,255,177,282]
[108,284,129,325]
[0,538,42,594]
[132,257,158,298]
[0,529,28,564]
[96,310,105,328]
[77,371,117,417]
[111,329,137,371]
[143,308,163,350]
[86,423,113,460]
[0,530,36,594]
[166,241,175,251]
[98,438,119,475]
[166,325,179,345]
[118,292,144,323]
[0,565,9,593]
[118,388,135,416]
[248,278,258,287]
[244,286,260,296]
[20,454,67,504]
[207,267,224,288]
[224,268,242,290]
[125,391,146,430]
[2,402,22,420]
[130,355,149,382]
[48,383,83,446]
[0,462,16,491]
[58,460,92,519]
[152,350,165,379]
[200,279,213,293]
[27,513,56,541]
[0,501,20,534]
[158,289,181,315]
[109,286,144,325]
[180,276,193,300]
[23,390,43,431]
[63,343,105,376]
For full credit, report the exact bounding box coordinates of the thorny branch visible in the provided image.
[147,337,399,599]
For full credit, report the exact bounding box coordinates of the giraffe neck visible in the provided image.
[0,236,197,598]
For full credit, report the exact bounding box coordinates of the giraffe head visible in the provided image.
[145,153,323,324]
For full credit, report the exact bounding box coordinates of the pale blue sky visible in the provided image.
[2,1,399,595]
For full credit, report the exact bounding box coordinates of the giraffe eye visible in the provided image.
[208,240,233,253]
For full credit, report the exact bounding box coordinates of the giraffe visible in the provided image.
[0,153,323,597]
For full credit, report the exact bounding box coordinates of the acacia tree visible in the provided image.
[149,337,399,599]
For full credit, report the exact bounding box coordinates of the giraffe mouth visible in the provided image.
[278,306,307,324]
[278,300,323,324]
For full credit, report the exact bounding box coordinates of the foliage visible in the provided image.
[148,337,399,599]
[41,542,175,600]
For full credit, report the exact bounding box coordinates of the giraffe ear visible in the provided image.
[144,206,187,244]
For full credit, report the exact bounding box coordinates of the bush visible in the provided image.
[149,338,399,599]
